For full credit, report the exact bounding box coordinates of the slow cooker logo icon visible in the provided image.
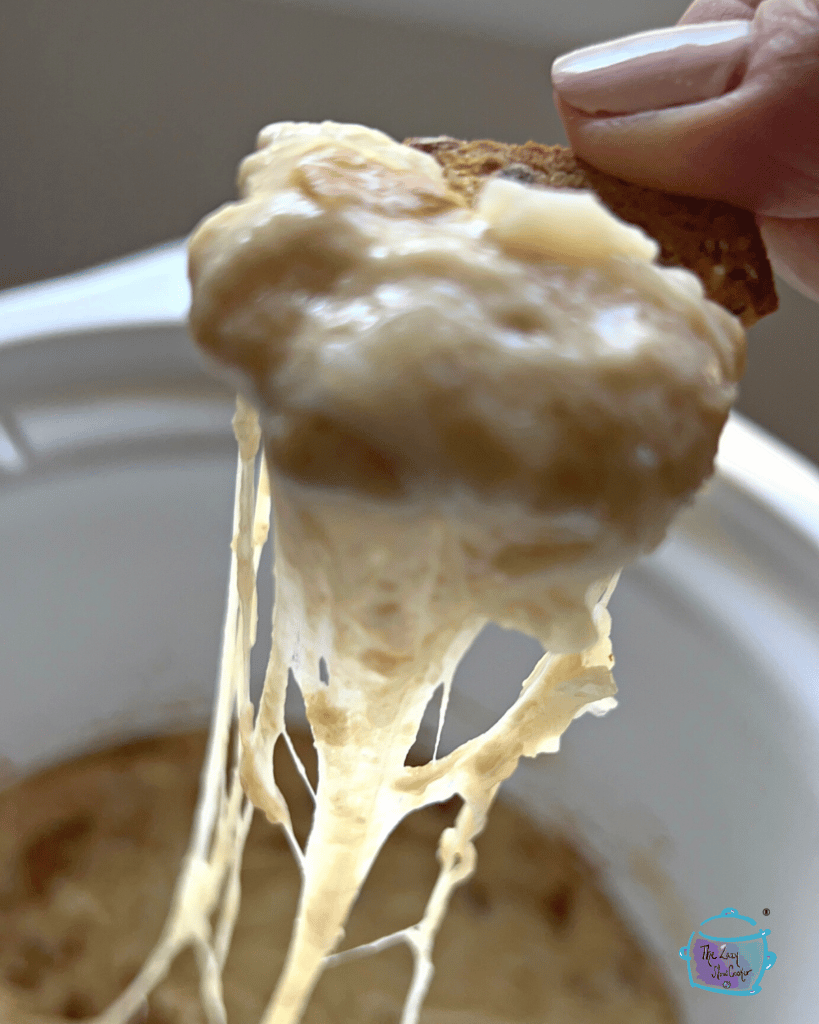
[680,907,776,995]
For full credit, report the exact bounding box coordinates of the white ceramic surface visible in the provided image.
[2,246,818,1022]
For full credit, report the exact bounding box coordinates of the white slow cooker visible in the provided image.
[1,244,818,1023]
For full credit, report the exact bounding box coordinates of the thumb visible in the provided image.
[758,214,819,302]
[552,0,819,218]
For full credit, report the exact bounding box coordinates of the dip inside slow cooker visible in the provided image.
[0,729,679,1024]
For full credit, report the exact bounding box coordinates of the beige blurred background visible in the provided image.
[2,0,817,465]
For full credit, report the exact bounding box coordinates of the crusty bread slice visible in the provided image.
[404,136,777,328]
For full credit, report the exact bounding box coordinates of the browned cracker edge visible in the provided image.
[404,136,777,329]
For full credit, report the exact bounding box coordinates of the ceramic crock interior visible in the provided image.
[2,321,819,1024]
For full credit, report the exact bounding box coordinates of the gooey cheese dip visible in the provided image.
[189,121,743,596]
[95,122,744,1024]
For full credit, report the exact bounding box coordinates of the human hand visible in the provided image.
[551,0,819,303]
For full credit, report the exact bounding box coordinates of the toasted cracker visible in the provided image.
[404,136,777,327]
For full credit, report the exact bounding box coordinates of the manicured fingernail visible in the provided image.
[552,20,751,115]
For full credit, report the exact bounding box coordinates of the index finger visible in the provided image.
[553,0,819,217]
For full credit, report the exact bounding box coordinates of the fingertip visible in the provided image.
[551,95,702,194]
[552,91,585,142]
[552,92,617,163]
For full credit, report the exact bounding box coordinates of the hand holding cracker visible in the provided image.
[552,0,819,303]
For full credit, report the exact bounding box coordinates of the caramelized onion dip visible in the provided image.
[3,122,745,1024]
[0,731,680,1024]
[189,120,745,593]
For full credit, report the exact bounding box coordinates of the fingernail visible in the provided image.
[552,20,751,115]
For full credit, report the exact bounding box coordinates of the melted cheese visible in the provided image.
[477,177,659,263]
[96,122,745,1024]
